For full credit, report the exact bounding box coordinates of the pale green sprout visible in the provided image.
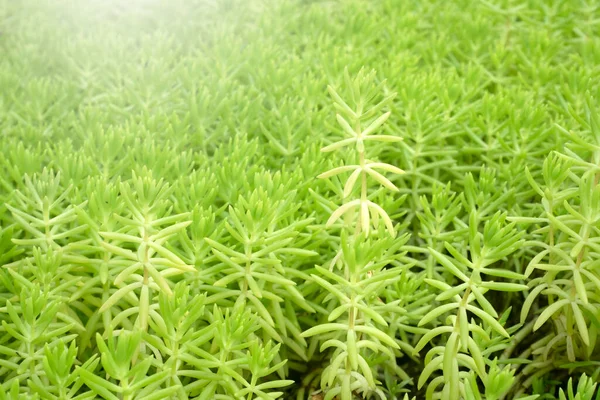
[319,68,404,237]
[98,173,195,333]
[305,69,410,400]
[78,331,180,400]
[415,211,526,399]
[515,100,600,388]
[5,169,87,262]
[558,374,599,400]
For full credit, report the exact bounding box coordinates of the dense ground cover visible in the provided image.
[1,0,600,398]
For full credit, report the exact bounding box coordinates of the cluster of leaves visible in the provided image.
[302,69,411,400]
[1,0,600,399]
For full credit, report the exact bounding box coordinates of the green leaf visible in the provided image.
[520,283,547,323]
[481,268,526,280]
[414,326,453,353]
[310,273,349,303]
[429,247,470,282]
[78,368,121,400]
[361,112,391,137]
[366,167,399,192]
[347,329,358,370]
[367,201,395,236]
[301,323,348,338]
[99,282,143,313]
[418,356,442,389]
[321,137,357,153]
[466,304,509,337]
[572,269,588,304]
[326,199,361,227]
[471,285,498,318]
[480,282,528,292]
[318,165,359,180]
[419,302,460,326]
[343,168,362,198]
[336,114,358,138]
[328,85,356,119]
[136,387,181,400]
[571,302,589,346]
[533,299,570,331]
[354,325,399,348]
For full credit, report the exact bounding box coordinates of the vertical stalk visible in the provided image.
[140,220,150,333]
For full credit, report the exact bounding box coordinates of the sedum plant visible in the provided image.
[96,171,195,333]
[2,0,600,399]
[301,69,411,399]
[414,211,527,399]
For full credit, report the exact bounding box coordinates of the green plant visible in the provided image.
[1,0,600,399]
[300,69,410,399]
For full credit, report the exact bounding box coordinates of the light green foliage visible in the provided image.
[319,68,404,237]
[1,0,600,399]
[302,69,414,399]
[557,374,599,400]
[415,212,526,399]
